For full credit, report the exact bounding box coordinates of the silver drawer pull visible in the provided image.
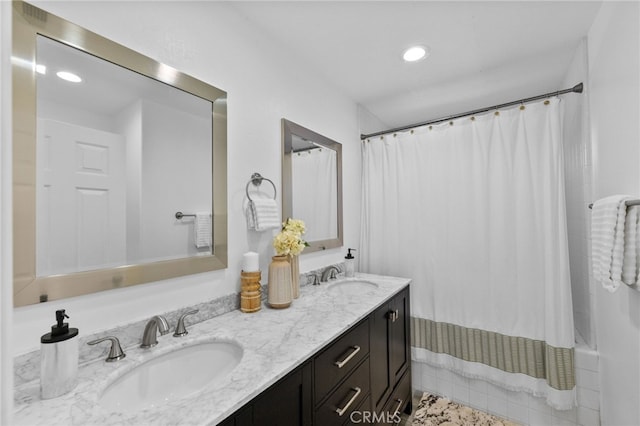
[335,387,362,416]
[392,398,403,417]
[387,310,399,322]
[334,345,361,368]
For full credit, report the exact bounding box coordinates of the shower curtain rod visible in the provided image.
[360,82,584,140]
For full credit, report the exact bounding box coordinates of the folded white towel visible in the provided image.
[246,197,281,231]
[194,212,212,248]
[622,205,640,285]
[591,195,632,292]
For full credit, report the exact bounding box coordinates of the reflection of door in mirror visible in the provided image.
[36,119,126,276]
[35,35,213,275]
[291,147,337,241]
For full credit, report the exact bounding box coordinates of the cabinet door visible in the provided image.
[369,299,392,412]
[251,362,312,426]
[370,286,411,414]
[389,288,410,384]
[377,370,411,426]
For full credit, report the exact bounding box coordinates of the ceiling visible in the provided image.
[230,1,603,133]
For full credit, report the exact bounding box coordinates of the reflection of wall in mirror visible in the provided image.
[115,98,212,264]
[137,99,211,262]
[291,148,337,241]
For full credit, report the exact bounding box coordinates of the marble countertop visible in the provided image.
[14,273,411,426]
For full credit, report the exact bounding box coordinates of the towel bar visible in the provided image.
[588,199,640,209]
[175,212,196,219]
[246,172,277,201]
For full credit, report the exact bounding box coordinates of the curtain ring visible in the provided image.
[544,99,550,105]
[494,111,500,116]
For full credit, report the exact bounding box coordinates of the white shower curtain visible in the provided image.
[360,98,575,409]
[292,148,337,241]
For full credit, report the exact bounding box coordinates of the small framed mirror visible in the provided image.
[281,119,343,253]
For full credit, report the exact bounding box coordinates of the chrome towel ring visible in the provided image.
[246,172,277,201]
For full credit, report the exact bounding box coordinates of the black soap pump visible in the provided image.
[345,248,356,278]
[40,309,79,399]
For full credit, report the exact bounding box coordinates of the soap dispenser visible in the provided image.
[345,248,356,278]
[40,309,79,399]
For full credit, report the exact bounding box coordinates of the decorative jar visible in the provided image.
[268,255,292,309]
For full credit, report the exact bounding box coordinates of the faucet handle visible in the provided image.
[87,336,126,362]
[312,274,321,285]
[173,309,199,337]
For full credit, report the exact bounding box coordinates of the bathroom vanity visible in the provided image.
[220,284,411,426]
[13,274,411,425]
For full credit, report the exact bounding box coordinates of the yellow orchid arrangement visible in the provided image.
[273,218,309,256]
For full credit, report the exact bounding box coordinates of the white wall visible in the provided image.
[561,39,595,348]
[8,1,360,360]
[0,1,13,423]
[588,2,640,425]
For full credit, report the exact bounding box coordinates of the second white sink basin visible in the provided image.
[99,341,243,413]
[327,280,379,295]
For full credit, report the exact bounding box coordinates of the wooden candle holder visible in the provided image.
[240,270,262,313]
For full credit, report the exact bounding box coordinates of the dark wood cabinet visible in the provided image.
[315,357,370,425]
[231,362,312,426]
[252,362,312,426]
[220,285,410,426]
[370,287,411,422]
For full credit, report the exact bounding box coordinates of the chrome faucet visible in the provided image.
[87,336,126,362]
[140,315,170,348]
[173,309,199,337]
[320,265,340,282]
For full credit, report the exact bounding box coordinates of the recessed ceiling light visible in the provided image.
[403,45,430,62]
[35,64,46,75]
[56,71,82,83]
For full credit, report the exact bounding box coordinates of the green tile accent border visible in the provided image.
[411,317,575,391]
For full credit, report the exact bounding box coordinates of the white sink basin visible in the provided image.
[99,341,243,413]
[327,280,379,295]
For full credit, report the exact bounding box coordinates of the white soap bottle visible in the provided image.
[344,248,356,278]
[40,309,79,399]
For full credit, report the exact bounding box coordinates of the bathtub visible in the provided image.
[411,328,601,425]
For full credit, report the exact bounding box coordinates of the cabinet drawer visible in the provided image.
[378,370,411,426]
[315,357,370,426]
[343,394,371,426]
[314,318,370,404]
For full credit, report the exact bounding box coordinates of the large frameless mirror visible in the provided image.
[281,119,343,253]
[13,1,228,307]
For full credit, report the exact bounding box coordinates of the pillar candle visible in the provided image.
[242,251,259,272]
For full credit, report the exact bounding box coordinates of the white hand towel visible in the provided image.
[622,205,640,285]
[591,195,632,292]
[194,212,212,248]
[246,198,281,231]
